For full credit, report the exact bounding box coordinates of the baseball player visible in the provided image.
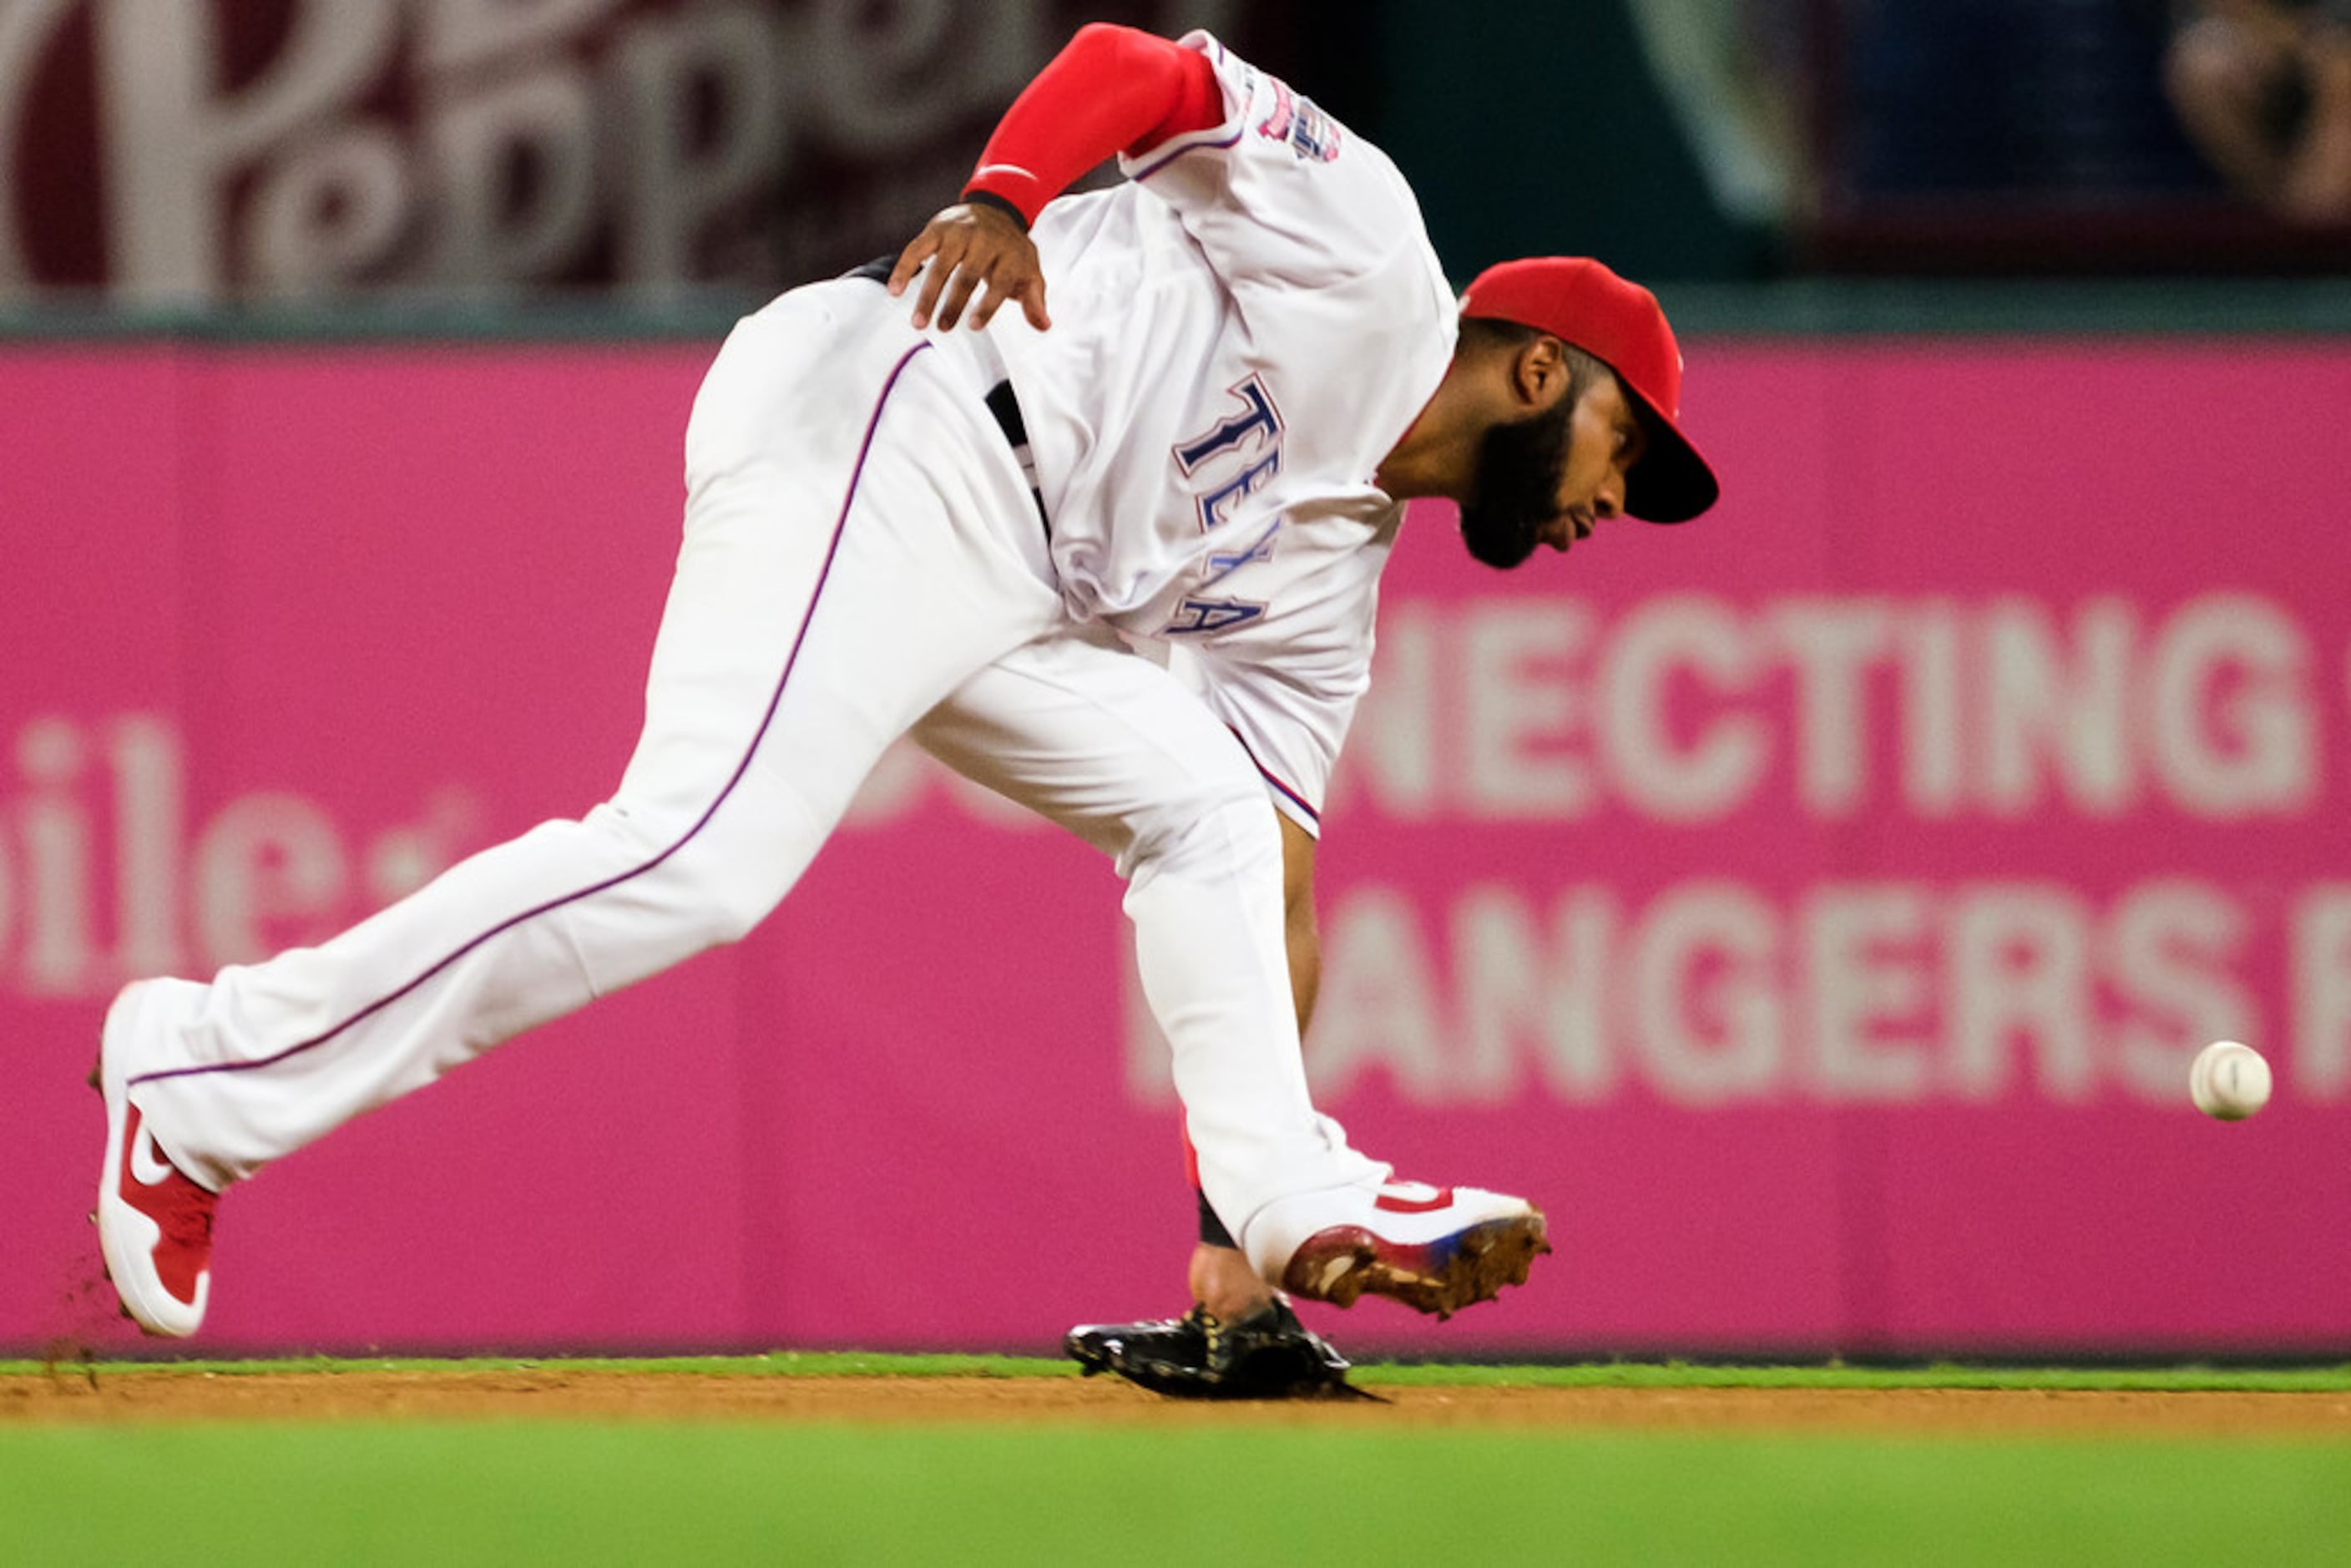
[93,23,1717,1348]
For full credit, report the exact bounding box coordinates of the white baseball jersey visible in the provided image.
[978,32,1459,835]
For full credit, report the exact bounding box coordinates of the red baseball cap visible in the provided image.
[1459,257,1720,524]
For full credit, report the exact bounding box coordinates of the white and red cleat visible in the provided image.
[1256,1181,1550,1319]
[94,981,217,1338]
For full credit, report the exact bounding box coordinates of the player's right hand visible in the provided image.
[888,203,1052,334]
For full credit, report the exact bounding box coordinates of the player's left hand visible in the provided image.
[888,202,1052,334]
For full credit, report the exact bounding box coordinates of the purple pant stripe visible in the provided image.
[1222,723,1318,827]
[129,341,936,1090]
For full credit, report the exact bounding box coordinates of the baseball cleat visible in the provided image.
[1065,1299,1363,1399]
[94,980,219,1338]
[1258,1181,1550,1319]
[1066,1313,1201,1383]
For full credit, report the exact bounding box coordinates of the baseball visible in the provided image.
[2189,1040,2272,1121]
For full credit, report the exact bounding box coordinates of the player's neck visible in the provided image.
[1373,360,1500,503]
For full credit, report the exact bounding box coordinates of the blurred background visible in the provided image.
[6,0,2347,314]
[6,0,2349,1362]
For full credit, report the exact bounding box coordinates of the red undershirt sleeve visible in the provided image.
[961,25,1227,227]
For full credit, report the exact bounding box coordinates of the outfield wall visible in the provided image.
[7,333,2350,1358]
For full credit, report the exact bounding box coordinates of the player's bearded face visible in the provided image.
[1457,396,1578,570]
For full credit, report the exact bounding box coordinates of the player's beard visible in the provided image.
[1456,397,1576,570]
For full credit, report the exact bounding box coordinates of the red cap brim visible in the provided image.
[1619,385,1719,525]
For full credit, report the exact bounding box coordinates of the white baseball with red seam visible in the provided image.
[2189,1040,2272,1121]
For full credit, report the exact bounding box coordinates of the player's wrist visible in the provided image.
[958,185,1034,232]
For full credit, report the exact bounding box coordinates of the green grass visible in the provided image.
[3,1423,2348,1565]
[6,1358,2349,1565]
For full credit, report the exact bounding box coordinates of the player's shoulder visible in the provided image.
[1130,31,1395,185]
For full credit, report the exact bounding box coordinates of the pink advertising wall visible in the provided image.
[8,334,2350,1358]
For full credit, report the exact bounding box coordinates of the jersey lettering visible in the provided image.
[1163,598,1266,635]
[1203,519,1282,585]
[1173,376,1283,475]
[1197,450,1281,533]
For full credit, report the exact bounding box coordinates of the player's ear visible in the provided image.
[1513,336,1571,413]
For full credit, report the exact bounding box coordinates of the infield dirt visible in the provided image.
[8,1369,2350,1436]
